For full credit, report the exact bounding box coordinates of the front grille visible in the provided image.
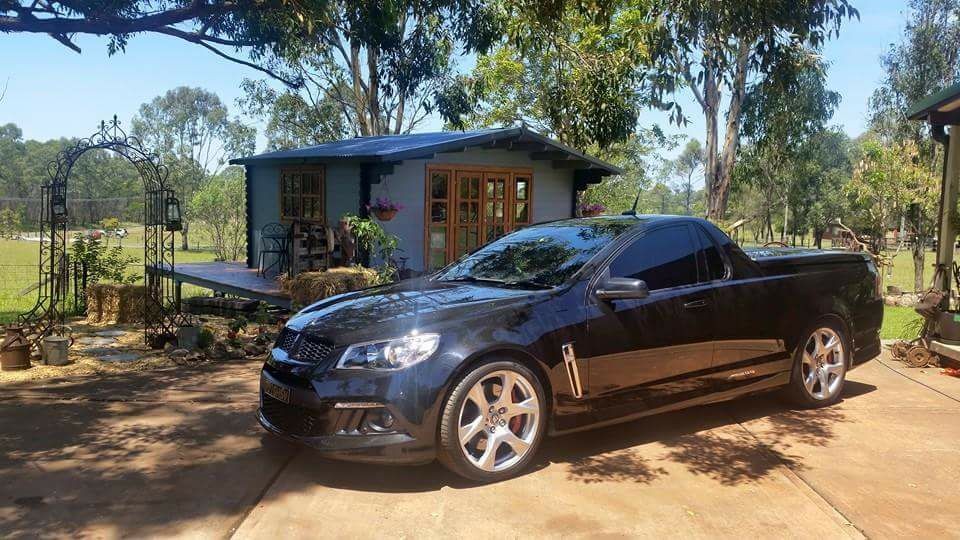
[275,328,299,352]
[274,328,334,364]
[260,393,328,437]
[293,335,334,363]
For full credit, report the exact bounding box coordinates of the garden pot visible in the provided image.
[41,335,72,366]
[1,326,31,371]
[581,209,602,217]
[177,326,201,350]
[372,208,398,221]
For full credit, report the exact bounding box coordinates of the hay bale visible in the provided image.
[85,284,104,323]
[283,267,380,307]
[86,284,148,324]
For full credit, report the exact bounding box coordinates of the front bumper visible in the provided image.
[257,363,440,465]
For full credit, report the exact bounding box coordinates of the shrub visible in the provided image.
[197,327,216,349]
[70,233,140,284]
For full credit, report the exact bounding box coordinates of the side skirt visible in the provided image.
[549,371,790,437]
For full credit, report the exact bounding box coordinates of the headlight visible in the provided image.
[336,333,441,370]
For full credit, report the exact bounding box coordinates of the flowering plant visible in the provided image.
[579,203,606,215]
[368,196,404,212]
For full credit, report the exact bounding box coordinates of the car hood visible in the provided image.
[285,278,546,345]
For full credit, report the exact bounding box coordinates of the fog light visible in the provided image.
[364,409,397,433]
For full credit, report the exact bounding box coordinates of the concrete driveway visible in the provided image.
[1,353,957,539]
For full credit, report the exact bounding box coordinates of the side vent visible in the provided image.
[562,342,584,398]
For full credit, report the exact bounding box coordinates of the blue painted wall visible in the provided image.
[246,148,576,272]
[247,162,360,267]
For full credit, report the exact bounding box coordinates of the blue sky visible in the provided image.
[0,1,909,158]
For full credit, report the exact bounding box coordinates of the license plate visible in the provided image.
[262,378,291,404]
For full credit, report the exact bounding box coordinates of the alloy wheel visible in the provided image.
[457,369,540,472]
[801,327,846,400]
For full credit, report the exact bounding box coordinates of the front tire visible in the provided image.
[437,360,546,482]
[786,318,849,408]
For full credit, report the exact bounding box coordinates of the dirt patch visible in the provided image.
[0,320,172,385]
[0,316,262,386]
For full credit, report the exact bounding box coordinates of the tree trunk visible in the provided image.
[368,47,382,134]
[782,201,788,242]
[702,69,721,221]
[705,40,750,222]
[912,241,925,292]
[350,42,371,136]
[180,221,190,251]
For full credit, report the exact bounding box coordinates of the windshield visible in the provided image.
[434,219,637,287]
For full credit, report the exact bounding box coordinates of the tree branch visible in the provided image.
[192,40,302,88]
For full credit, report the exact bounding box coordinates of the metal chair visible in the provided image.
[257,222,290,277]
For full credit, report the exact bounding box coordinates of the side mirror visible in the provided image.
[595,277,649,301]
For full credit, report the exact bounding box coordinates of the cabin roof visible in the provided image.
[230,125,624,176]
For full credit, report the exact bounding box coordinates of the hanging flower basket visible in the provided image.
[579,203,606,217]
[368,197,404,222]
[372,208,398,221]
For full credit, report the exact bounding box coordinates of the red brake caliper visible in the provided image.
[508,386,523,432]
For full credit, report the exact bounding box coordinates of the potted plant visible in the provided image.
[368,197,404,221]
[579,203,606,217]
[226,316,248,340]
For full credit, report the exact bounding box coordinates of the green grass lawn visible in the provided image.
[0,230,221,323]
[881,305,923,340]
[881,250,934,293]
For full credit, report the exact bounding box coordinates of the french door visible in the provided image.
[426,166,533,271]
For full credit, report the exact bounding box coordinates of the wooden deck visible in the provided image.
[152,262,291,309]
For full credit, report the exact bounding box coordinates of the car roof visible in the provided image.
[532,214,711,232]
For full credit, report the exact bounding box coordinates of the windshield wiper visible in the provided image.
[439,276,509,285]
[439,276,552,289]
[502,279,553,290]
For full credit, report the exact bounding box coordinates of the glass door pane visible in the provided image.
[427,170,452,270]
[454,171,482,259]
[483,172,509,243]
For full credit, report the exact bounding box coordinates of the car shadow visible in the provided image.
[294,380,877,492]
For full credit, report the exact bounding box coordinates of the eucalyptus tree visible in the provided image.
[0,0,337,85]
[737,52,840,244]
[132,87,255,250]
[241,0,500,140]
[445,0,653,150]
[847,137,938,289]
[673,139,705,215]
[644,0,857,221]
[238,79,348,149]
[868,0,960,289]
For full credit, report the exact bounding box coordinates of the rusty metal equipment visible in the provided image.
[1,325,31,371]
[905,345,939,368]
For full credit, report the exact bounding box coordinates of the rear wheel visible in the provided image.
[437,361,546,482]
[786,320,848,407]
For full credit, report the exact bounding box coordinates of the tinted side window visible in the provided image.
[609,225,698,290]
[695,225,726,281]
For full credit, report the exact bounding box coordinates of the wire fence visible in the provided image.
[0,264,47,323]
[0,262,213,324]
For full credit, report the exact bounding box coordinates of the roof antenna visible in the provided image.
[622,183,641,216]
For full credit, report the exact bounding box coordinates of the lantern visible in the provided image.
[51,186,68,223]
[165,195,182,231]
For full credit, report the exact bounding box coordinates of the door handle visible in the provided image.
[683,299,707,309]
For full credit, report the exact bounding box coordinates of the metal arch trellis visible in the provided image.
[18,116,184,348]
